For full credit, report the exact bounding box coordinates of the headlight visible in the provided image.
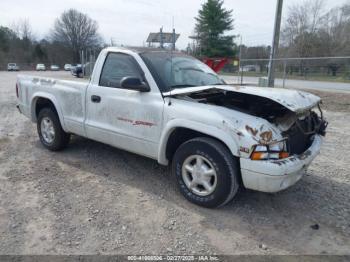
[250,140,289,160]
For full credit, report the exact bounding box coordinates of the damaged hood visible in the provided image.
[163,85,321,113]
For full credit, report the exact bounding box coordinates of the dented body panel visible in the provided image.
[16,47,326,194]
[163,85,321,114]
[240,135,322,192]
[17,75,88,136]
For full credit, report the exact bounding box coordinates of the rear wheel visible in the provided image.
[172,137,239,208]
[37,107,70,151]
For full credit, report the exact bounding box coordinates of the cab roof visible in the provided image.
[103,46,183,55]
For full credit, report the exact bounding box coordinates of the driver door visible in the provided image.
[84,52,164,159]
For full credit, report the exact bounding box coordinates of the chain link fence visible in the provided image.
[221,56,350,87]
[80,49,98,77]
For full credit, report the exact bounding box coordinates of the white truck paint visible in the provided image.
[16,47,327,197]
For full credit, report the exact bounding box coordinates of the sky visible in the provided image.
[0,0,347,49]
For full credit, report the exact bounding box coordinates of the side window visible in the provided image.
[99,53,143,88]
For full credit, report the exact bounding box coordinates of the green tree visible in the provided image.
[32,43,47,61]
[194,0,236,57]
[0,26,17,52]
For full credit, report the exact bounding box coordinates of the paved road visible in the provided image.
[222,75,350,93]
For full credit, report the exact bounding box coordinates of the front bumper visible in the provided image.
[240,135,322,193]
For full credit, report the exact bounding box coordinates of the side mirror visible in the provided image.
[120,76,150,92]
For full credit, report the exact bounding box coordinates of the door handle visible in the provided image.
[91,95,101,103]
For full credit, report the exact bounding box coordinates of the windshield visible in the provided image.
[140,52,224,92]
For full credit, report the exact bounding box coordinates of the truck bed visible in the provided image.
[17,75,89,136]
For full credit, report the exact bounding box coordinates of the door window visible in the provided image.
[99,53,143,88]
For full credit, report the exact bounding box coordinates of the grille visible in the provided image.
[284,123,313,155]
[283,112,320,155]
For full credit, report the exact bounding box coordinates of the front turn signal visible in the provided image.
[279,152,290,159]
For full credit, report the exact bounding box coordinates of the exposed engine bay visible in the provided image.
[180,88,291,121]
[175,88,328,155]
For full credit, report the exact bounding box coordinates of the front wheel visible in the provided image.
[172,137,240,208]
[37,107,70,151]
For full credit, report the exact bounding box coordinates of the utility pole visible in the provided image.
[172,28,176,51]
[172,17,176,51]
[238,35,243,85]
[267,0,283,87]
[160,27,164,49]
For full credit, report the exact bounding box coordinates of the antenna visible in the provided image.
[168,39,173,105]
[169,17,175,106]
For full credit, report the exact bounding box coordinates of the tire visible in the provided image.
[77,72,83,78]
[172,137,239,208]
[37,107,70,151]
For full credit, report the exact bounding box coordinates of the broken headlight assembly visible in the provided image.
[250,140,289,160]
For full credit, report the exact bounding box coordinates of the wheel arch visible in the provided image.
[30,93,67,131]
[158,119,240,166]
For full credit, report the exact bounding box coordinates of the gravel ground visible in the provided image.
[0,71,349,255]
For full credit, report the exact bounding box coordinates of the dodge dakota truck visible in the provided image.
[16,47,327,208]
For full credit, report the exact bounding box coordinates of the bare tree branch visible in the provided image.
[10,18,34,41]
[51,9,102,62]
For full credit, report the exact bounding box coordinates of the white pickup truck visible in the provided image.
[16,47,327,207]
